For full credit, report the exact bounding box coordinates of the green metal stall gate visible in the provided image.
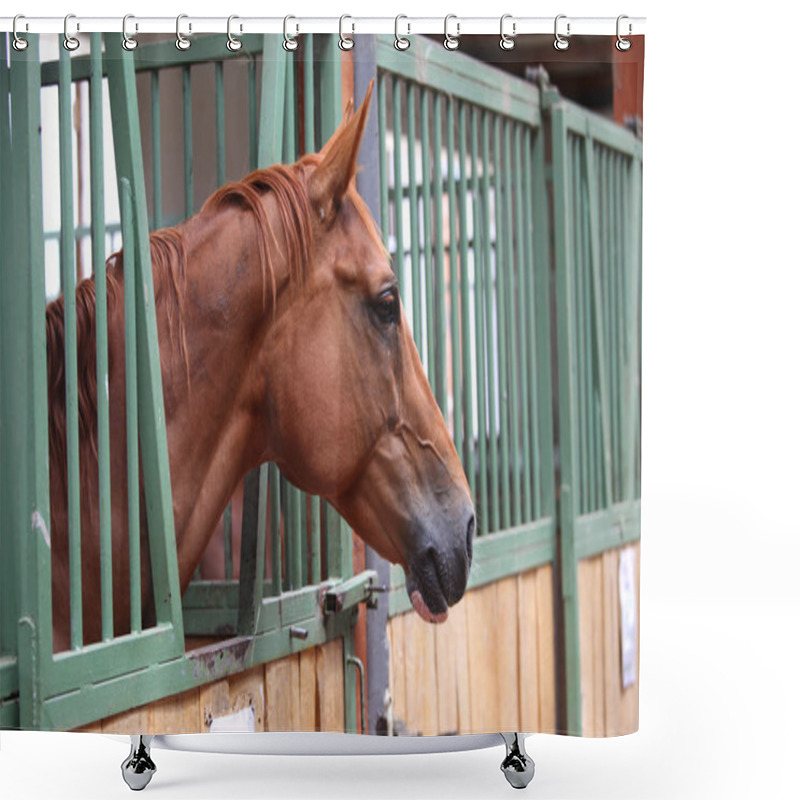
[0,33,642,736]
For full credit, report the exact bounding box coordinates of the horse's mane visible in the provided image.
[45,161,317,483]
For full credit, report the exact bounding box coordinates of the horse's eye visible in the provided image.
[375,288,399,326]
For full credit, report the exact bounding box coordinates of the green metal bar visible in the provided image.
[432,92,447,418]
[310,496,321,585]
[182,65,193,217]
[248,58,257,170]
[90,34,113,631]
[104,35,185,642]
[481,111,499,534]
[503,121,521,527]
[120,178,141,635]
[609,150,622,503]
[319,35,342,141]
[391,77,405,294]
[150,71,162,229]
[470,108,488,536]
[258,36,286,167]
[446,95,461,463]
[377,72,390,252]
[457,102,474,492]
[420,88,435,382]
[215,60,225,187]
[551,103,582,736]
[513,124,532,523]
[269,463,282,596]
[238,466,267,634]
[289,485,302,590]
[223,502,233,581]
[492,115,510,530]
[58,44,83,649]
[303,34,315,153]
[283,56,296,163]
[406,82,422,346]
[8,35,54,728]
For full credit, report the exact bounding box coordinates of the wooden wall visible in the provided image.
[387,565,557,736]
[577,542,640,737]
[75,639,345,735]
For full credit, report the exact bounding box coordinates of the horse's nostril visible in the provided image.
[466,514,475,564]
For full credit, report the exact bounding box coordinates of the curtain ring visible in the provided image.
[176,14,191,51]
[122,15,138,51]
[227,15,242,52]
[12,15,28,51]
[443,14,460,51]
[394,15,410,51]
[554,14,570,51]
[283,15,298,52]
[499,14,516,51]
[339,15,354,51]
[616,15,632,51]
[63,13,80,51]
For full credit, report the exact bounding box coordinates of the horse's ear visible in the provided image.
[308,80,374,224]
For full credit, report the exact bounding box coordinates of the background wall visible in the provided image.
[2,1,799,799]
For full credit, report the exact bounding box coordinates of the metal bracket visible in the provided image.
[322,570,379,615]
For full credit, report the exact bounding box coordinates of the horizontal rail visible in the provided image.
[574,501,641,560]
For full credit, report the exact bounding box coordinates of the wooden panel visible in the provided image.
[617,542,640,734]
[298,647,317,731]
[517,570,540,732]
[265,655,300,731]
[316,638,344,733]
[402,609,439,735]
[450,597,472,733]
[577,558,596,736]
[388,616,407,731]
[602,549,621,736]
[101,703,152,735]
[465,582,499,733]
[200,679,231,732]
[496,576,520,731]
[535,565,557,732]
[591,557,605,737]
[150,688,201,733]
[229,666,265,732]
[434,613,458,734]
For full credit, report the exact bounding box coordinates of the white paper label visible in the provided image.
[208,706,256,734]
[618,547,637,689]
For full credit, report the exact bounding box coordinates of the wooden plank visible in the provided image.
[466,583,499,733]
[536,565,557,733]
[517,570,540,732]
[496,576,520,732]
[265,655,300,731]
[618,542,640,734]
[403,610,440,734]
[317,639,345,733]
[200,679,231,732]
[101,703,152,735]
[592,557,606,737]
[434,615,458,734]
[229,666,266,732]
[299,647,317,731]
[450,598,472,734]
[388,617,407,732]
[603,549,621,736]
[577,559,595,736]
[149,688,200,734]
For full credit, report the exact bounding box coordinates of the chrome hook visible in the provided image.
[283,15,298,52]
[616,15,632,51]
[444,14,460,51]
[339,15,354,51]
[63,13,80,51]
[394,15,410,51]
[176,14,191,51]
[12,14,28,51]
[500,14,516,51]
[227,15,242,52]
[554,14,570,51]
[122,15,138,51]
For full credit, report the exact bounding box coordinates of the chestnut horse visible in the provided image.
[45,83,474,651]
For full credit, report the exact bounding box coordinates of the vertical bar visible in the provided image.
[513,124,532,523]
[58,43,83,648]
[269,463,282,596]
[420,89,435,380]
[391,78,405,295]
[377,72,390,249]
[573,136,588,515]
[258,36,286,167]
[492,115,510,530]
[310,497,321,585]
[431,93,447,417]
[289,485,302,589]
[406,83,421,346]
[481,112,499,534]
[470,108,488,536]
[121,179,141,635]
[457,103,474,492]
[7,35,54,728]
[223,503,233,581]
[319,34,342,144]
[150,71,162,229]
[90,33,113,626]
[182,65,193,217]
[283,56,296,163]
[303,33,315,153]
[551,104,582,735]
[248,58,257,170]
[238,466,267,634]
[215,61,225,187]
[446,96,461,462]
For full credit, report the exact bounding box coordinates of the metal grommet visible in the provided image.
[443,14,460,51]
[63,14,80,51]
[283,15,298,52]
[616,14,632,51]
[554,14,570,51]
[12,15,28,51]
[227,15,242,52]
[122,15,138,51]
[394,15,410,51]
[499,14,516,51]
[339,15,354,51]
[176,14,191,51]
